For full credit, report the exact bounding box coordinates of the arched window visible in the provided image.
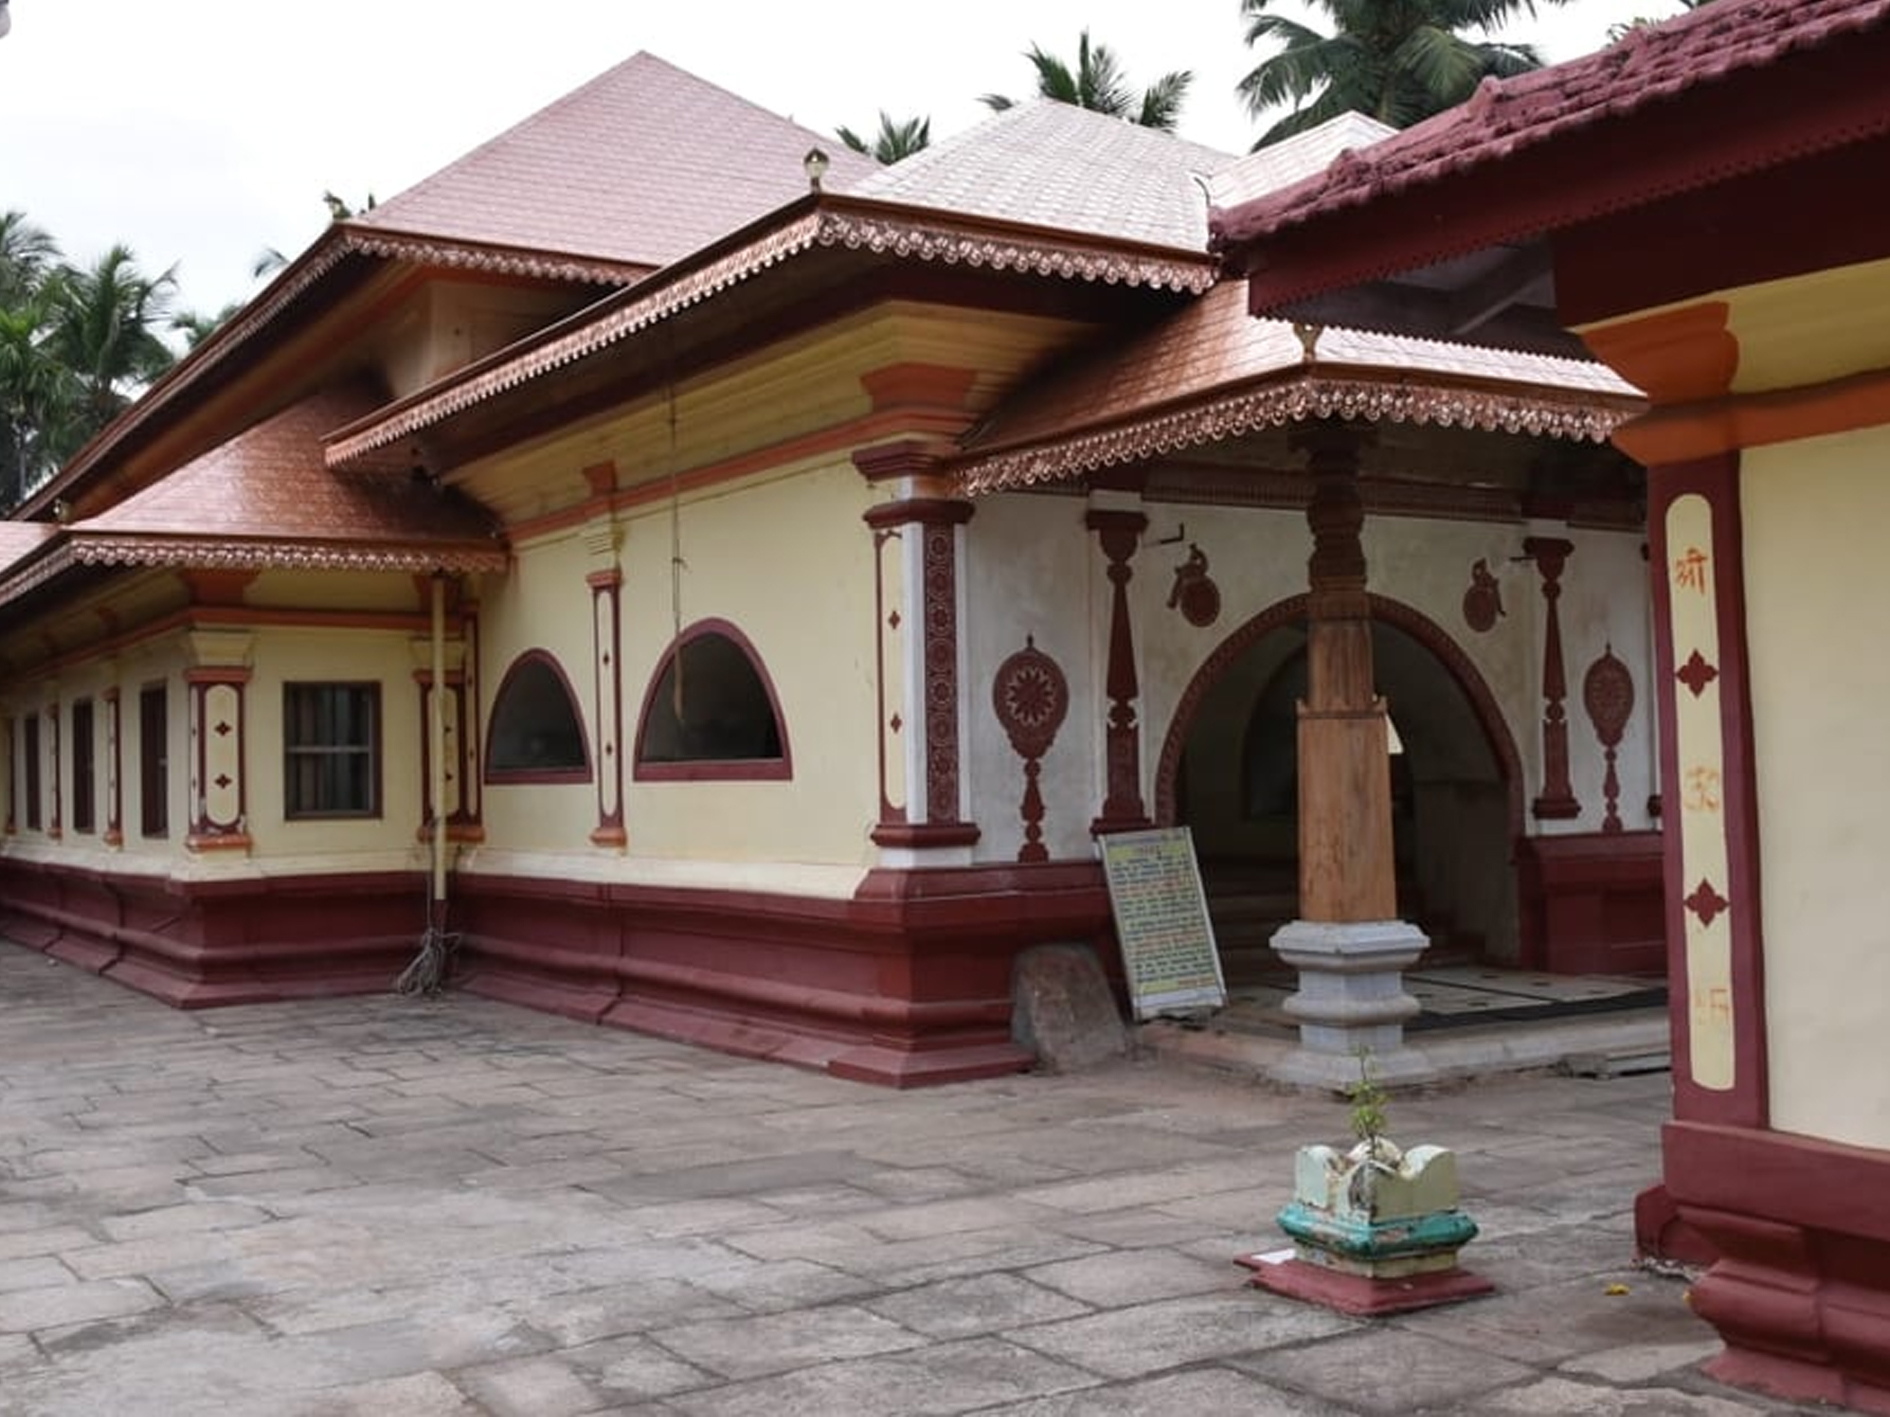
[486,651,591,783]
[634,620,790,781]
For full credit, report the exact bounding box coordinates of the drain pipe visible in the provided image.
[430,569,448,927]
[395,570,458,997]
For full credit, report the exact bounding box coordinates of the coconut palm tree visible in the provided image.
[42,245,178,455]
[1239,0,1570,148]
[0,210,60,307]
[983,31,1193,132]
[836,112,932,164]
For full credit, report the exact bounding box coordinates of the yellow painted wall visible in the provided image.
[1744,425,1890,1149]
[474,457,881,868]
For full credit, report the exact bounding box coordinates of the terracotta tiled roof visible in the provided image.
[355,52,878,269]
[1214,0,1890,248]
[850,101,1238,252]
[69,387,505,574]
[955,282,1641,492]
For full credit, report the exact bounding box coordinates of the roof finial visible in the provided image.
[804,147,830,192]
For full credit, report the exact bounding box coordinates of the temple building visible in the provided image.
[0,52,1654,1090]
[1212,0,1890,1407]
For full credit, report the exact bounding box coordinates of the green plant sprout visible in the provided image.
[1347,1047,1389,1154]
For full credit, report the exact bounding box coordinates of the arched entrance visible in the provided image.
[1156,594,1523,985]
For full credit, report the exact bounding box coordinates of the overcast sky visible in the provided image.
[2,0,1684,321]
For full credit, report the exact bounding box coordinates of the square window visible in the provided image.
[284,683,379,818]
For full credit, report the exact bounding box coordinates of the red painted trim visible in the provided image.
[1522,538,1581,821]
[1154,592,1526,836]
[630,617,793,783]
[861,497,977,530]
[1087,509,1152,834]
[1646,455,1767,1128]
[869,822,980,849]
[484,648,594,785]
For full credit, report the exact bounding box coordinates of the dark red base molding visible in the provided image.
[1235,1252,1495,1316]
[0,857,1116,1089]
[1516,830,1665,976]
[1666,1119,1890,1414]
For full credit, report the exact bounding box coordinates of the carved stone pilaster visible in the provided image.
[1087,508,1151,835]
[184,631,253,853]
[103,686,123,847]
[589,569,626,847]
[863,495,978,849]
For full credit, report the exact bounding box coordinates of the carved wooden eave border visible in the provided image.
[325,204,1219,466]
[954,372,1640,495]
[66,537,510,576]
[0,534,509,615]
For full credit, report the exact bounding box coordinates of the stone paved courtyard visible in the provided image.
[0,942,1827,1414]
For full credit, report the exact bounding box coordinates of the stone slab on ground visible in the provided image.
[0,941,1824,1416]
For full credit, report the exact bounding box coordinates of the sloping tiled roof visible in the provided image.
[1214,0,1890,249]
[955,283,1641,493]
[850,101,1237,252]
[1206,111,1395,211]
[0,523,58,582]
[69,387,506,574]
[354,52,879,269]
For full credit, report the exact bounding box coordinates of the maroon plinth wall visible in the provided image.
[1516,830,1665,976]
[1666,1119,1890,1415]
[0,860,423,1006]
[452,861,1113,1086]
[0,856,1115,1088]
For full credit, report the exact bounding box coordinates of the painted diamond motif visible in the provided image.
[1685,878,1729,928]
[1676,650,1719,698]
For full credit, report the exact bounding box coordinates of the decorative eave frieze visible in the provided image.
[954,373,1639,496]
[65,536,510,577]
[325,203,1219,467]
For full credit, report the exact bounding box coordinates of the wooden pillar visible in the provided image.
[1086,507,1151,835]
[1296,426,1397,922]
[1271,424,1429,1084]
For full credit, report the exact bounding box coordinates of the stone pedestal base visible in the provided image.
[1269,919,1429,1086]
[1238,1250,1494,1316]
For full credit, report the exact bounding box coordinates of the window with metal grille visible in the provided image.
[70,698,95,834]
[22,713,40,831]
[140,684,168,838]
[284,683,379,818]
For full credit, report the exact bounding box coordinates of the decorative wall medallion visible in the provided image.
[1167,544,1222,628]
[1582,644,1635,833]
[992,636,1069,863]
[1461,558,1504,634]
